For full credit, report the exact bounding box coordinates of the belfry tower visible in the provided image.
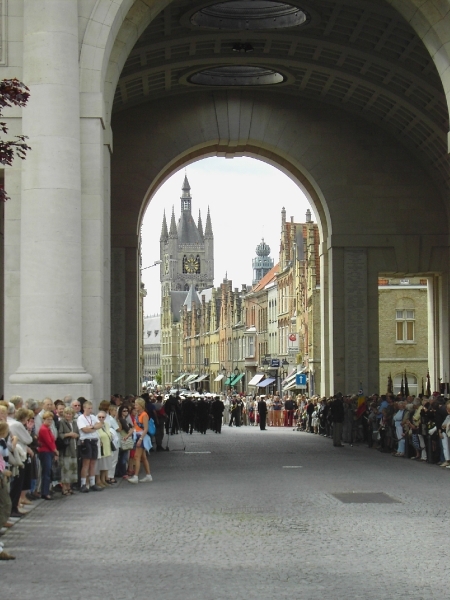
[252,239,274,285]
[160,174,214,299]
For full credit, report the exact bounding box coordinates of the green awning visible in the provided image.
[224,376,233,385]
[230,373,245,385]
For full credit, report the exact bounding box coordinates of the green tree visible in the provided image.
[0,78,30,202]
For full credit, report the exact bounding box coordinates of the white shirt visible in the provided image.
[77,414,100,441]
[105,415,120,446]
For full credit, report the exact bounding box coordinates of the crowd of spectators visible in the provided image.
[0,392,163,560]
[2,388,449,560]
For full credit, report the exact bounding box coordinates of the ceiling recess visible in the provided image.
[190,1,309,30]
[188,65,285,85]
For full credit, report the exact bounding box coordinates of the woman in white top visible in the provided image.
[106,404,120,484]
[76,401,104,493]
[9,408,33,516]
[95,411,113,488]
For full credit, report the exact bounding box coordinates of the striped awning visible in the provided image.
[258,377,276,387]
[230,372,245,385]
[248,373,264,386]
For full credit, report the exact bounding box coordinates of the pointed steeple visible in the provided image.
[184,283,201,312]
[205,206,213,238]
[181,173,192,213]
[169,206,177,238]
[160,210,168,242]
[197,209,204,239]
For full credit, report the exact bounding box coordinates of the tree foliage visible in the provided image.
[0,78,30,202]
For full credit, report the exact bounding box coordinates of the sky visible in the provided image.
[141,156,314,316]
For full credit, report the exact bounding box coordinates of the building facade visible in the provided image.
[143,315,161,386]
[378,278,428,397]
[160,175,214,386]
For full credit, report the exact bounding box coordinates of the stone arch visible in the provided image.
[110,90,448,394]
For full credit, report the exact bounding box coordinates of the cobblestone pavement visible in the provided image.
[2,427,450,599]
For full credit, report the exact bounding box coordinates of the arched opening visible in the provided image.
[140,156,315,393]
[102,0,449,400]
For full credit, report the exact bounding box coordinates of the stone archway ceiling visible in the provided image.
[114,0,449,191]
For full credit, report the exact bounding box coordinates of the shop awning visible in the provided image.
[283,380,298,391]
[214,373,225,382]
[174,373,187,383]
[191,374,208,383]
[281,368,296,386]
[224,376,233,385]
[257,377,276,387]
[184,374,198,384]
[248,373,265,386]
[282,371,298,389]
[230,373,245,385]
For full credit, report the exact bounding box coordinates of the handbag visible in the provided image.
[51,459,61,481]
[148,418,156,437]
[120,430,134,450]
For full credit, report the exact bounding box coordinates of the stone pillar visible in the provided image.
[329,246,378,395]
[427,276,438,391]
[8,1,92,398]
[319,245,330,396]
[438,273,450,390]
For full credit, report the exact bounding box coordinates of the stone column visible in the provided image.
[9,1,92,398]
[427,275,438,391]
[438,273,450,390]
[329,246,378,395]
[319,245,330,396]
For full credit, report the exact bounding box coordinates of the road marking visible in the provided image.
[282,466,302,468]
[185,451,211,454]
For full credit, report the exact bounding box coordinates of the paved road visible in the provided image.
[1,427,449,599]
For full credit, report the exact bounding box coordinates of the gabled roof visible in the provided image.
[251,263,279,293]
[184,284,201,311]
[144,315,161,345]
[170,291,188,322]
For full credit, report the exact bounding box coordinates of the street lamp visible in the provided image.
[141,260,162,270]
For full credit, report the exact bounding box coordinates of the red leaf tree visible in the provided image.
[0,78,30,202]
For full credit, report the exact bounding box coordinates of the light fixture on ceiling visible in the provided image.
[190,1,309,31]
[232,42,254,53]
[189,65,285,86]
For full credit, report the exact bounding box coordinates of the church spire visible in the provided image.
[205,206,213,238]
[160,210,168,242]
[197,209,204,239]
[181,173,192,213]
[169,206,177,237]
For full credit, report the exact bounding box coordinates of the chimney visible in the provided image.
[306,209,312,223]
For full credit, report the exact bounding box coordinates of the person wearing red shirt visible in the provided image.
[37,411,59,500]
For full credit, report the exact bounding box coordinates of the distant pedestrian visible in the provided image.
[257,396,267,431]
[330,394,345,447]
[211,396,224,433]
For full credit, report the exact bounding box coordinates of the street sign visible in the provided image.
[296,373,307,388]
[271,358,280,368]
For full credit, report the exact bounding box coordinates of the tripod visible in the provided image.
[165,410,186,451]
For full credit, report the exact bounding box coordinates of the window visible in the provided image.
[396,309,415,342]
[246,335,255,358]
